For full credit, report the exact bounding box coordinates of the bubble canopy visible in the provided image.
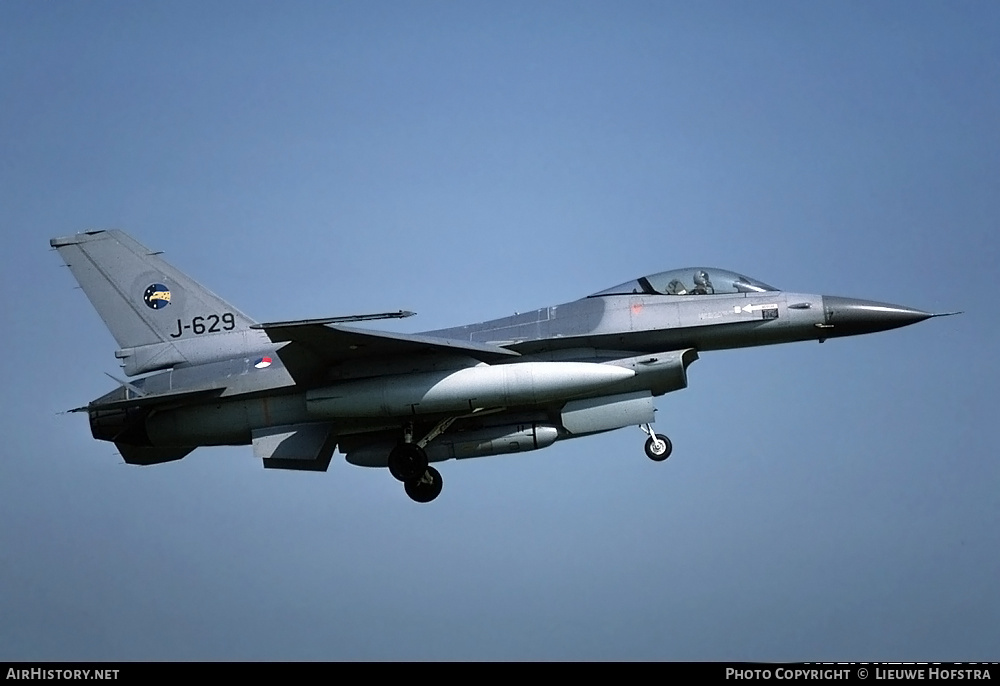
[590,268,778,297]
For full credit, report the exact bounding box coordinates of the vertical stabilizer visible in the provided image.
[50,230,256,350]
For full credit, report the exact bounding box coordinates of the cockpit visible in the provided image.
[590,268,778,297]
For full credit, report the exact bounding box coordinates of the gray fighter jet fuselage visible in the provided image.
[52,231,953,502]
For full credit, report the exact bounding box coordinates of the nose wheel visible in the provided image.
[644,434,672,461]
[640,424,672,461]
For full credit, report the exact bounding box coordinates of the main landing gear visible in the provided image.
[640,423,672,461]
[387,425,445,503]
[404,466,443,503]
[387,442,428,481]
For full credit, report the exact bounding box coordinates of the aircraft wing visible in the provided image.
[252,320,521,383]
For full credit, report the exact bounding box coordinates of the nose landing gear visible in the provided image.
[640,423,672,461]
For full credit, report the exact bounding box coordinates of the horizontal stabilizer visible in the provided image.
[87,387,225,412]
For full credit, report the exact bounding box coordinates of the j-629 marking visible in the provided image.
[169,313,236,338]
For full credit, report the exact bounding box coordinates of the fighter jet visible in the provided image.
[51,230,955,503]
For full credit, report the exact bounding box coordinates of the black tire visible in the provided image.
[388,442,428,481]
[644,434,672,461]
[404,466,443,503]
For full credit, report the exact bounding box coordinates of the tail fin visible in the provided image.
[51,229,256,352]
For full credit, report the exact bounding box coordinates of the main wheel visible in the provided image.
[404,466,443,503]
[644,434,672,461]
[388,442,428,481]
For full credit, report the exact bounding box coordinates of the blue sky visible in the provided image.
[1,1,997,660]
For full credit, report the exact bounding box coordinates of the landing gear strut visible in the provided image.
[640,423,672,461]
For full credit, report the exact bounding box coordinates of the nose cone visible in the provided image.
[821,296,933,337]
